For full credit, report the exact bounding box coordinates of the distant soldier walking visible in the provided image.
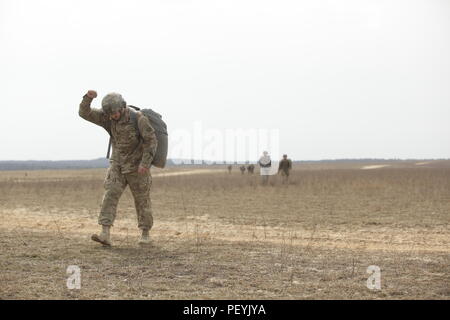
[258,151,272,185]
[278,154,292,184]
[247,164,255,174]
[78,90,158,246]
[227,164,232,174]
[240,165,246,175]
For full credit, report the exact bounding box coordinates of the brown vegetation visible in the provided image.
[0,161,449,299]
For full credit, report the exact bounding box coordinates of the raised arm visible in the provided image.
[78,90,110,130]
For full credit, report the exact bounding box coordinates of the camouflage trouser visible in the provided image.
[280,170,290,184]
[98,165,153,230]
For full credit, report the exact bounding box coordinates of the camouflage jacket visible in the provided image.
[79,95,158,174]
[278,159,292,173]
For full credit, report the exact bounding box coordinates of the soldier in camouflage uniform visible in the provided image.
[79,90,158,246]
[278,154,293,185]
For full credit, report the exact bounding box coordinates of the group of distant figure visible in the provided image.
[232,164,255,175]
[227,152,292,185]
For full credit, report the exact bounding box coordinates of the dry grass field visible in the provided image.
[0,160,449,299]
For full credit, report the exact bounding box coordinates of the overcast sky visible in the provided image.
[1,0,449,161]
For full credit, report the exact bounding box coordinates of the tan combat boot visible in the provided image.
[91,225,112,246]
[138,229,151,245]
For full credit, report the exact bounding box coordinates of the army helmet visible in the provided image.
[101,92,126,115]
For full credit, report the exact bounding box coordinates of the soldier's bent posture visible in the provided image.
[79,90,158,246]
[278,154,293,184]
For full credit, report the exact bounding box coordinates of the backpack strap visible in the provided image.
[129,109,142,139]
[128,105,141,111]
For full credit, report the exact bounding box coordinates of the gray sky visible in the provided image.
[1,0,449,161]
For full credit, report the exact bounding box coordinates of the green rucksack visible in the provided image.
[106,105,168,168]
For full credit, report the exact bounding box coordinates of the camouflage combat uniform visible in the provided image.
[79,95,158,230]
[278,158,292,184]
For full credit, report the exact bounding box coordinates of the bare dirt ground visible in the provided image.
[0,161,449,299]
